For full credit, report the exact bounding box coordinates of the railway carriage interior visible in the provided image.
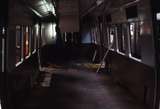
[0,0,160,109]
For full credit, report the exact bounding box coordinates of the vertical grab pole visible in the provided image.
[96,43,112,73]
[37,24,43,72]
[2,38,5,73]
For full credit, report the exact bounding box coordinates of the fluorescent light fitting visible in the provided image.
[41,0,56,15]
[96,0,104,6]
[42,0,50,12]
[49,3,56,15]
[30,8,42,17]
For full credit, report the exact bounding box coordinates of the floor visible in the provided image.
[17,61,146,109]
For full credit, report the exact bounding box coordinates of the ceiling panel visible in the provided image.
[58,0,79,16]
[20,0,56,17]
[79,0,97,14]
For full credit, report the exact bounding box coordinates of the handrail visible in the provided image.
[96,43,113,73]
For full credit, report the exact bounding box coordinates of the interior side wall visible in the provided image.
[80,0,155,108]
[107,0,155,108]
[7,0,34,72]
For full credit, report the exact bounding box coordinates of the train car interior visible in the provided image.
[0,0,160,109]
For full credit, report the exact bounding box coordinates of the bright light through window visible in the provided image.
[48,23,57,39]
[110,30,114,44]
[35,24,39,36]
[156,13,160,20]
[53,24,57,37]
[50,3,56,15]
[130,23,135,36]
[0,101,1,109]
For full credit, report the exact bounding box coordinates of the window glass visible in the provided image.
[90,27,94,44]
[109,26,116,50]
[72,32,78,45]
[16,25,22,64]
[31,26,37,54]
[129,22,141,59]
[61,32,65,43]
[106,26,110,48]
[95,25,101,45]
[31,26,34,53]
[35,24,39,49]
[117,24,126,53]
[103,26,108,48]
[91,26,97,44]
[156,13,160,20]
[126,5,138,19]
[94,27,97,44]
[34,26,37,52]
[29,26,32,54]
[100,22,105,46]
[24,26,30,58]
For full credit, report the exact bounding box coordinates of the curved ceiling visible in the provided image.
[79,0,139,18]
[18,0,138,19]
[20,0,56,18]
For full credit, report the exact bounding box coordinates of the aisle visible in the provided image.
[18,62,145,109]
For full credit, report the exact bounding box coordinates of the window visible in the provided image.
[93,27,97,44]
[103,26,108,48]
[90,26,96,44]
[106,14,112,23]
[64,32,67,42]
[31,26,36,54]
[117,24,126,53]
[31,26,34,53]
[126,5,138,19]
[23,26,30,58]
[34,24,40,49]
[108,26,116,50]
[72,32,78,45]
[16,25,22,65]
[95,25,101,45]
[129,22,141,59]
[33,26,37,53]
[28,27,32,54]
[156,13,160,20]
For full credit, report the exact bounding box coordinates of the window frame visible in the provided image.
[116,23,127,55]
[15,25,23,67]
[108,25,117,51]
[23,26,30,59]
[128,21,141,61]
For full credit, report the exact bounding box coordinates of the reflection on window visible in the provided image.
[31,26,36,54]
[117,24,126,53]
[90,27,96,44]
[109,26,116,50]
[156,13,160,20]
[103,28,108,48]
[95,25,100,45]
[34,24,39,49]
[129,22,141,59]
[29,27,32,54]
[24,26,30,58]
[31,26,34,53]
[0,101,2,109]
[126,5,138,20]
[16,26,22,65]
[61,32,65,43]
[64,32,67,42]
[34,26,37,53]
[93,27,97,44]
